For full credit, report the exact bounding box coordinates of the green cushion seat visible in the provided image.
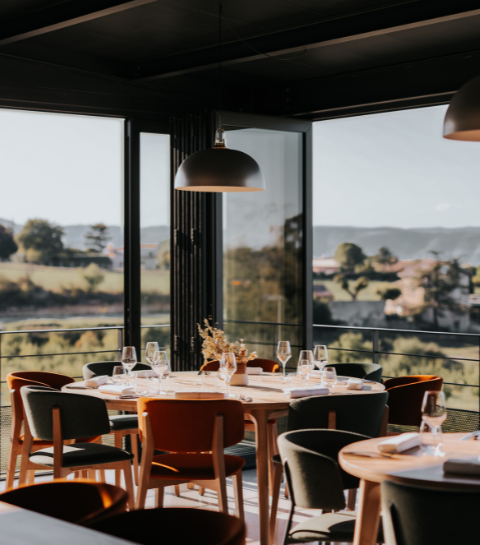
[30,442,134,468]
[108,415,138,431]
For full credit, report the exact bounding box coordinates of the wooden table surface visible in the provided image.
[63,371,385,545]
[339,433,480,545]
[0,501,135,544]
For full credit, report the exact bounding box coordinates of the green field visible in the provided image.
[0,262,169,294]
[315,279,394,301]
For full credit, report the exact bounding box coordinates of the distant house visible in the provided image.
[313,257,339,275]
[106,242,158,271]
[313,283,334,301]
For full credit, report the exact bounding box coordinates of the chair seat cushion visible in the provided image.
[20,434,100,446]
[150,453,245,481]
[109,414,139,432]
[288,512,383,543]
[29,442,134,468]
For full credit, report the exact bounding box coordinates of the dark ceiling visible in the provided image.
[1,0,480,118]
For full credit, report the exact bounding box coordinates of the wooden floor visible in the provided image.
[1,469,321,545]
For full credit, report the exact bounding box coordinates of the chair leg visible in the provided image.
[198,486,205,496]
[217,477,229,515]
[130,433,139,486]
[5,446,18,491]
[267,424,277,497]
[97,469,106,482]
[270,462,283,544]
[27,470,35,485]
[114,433,122,487]
[233,471,245,521]
[187,483,194,490]
[155,487,164,508]
[347,489,357,511]
[174,485,181,496]
[122,461,135,509]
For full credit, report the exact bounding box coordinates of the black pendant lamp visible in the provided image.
[443,75,480,141]
[174,4,265,193]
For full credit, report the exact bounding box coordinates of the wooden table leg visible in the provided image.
[353,479,381,545]
[250,409,270,545]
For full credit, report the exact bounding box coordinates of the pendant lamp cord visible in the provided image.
[218,1,222,129]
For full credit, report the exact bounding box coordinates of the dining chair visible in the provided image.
[6,371,99,491]
[381,479,479,545]
[199,358,279,373]
[136,398,245,519]
[82,360,152,486]
[20,385,135,506]
[326,363,383,383]
[278,429,384,544]
[0,481,128,526]
[89,507,246,545]
[383,375,443,427]
[270,392,389,543]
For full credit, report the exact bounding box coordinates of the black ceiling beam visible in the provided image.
[134,1,480,81]
[0,0,157,46]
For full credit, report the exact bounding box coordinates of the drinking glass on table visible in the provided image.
[145,342,159,365]
[313,345,328,374]
[121,346,137,384]
[111,366,126,383]
[222,353,237,398]
[152,351,170,395]
[323,366,337,387]
[277,341,292,380]
[134,372,150,396]
[420,391,447,456]
[298,359,315,385]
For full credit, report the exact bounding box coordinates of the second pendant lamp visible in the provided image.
[174,4,265,193]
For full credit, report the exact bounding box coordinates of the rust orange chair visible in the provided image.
[383,375,443,427]
[199,358,279,373]
[0,481,128,526]
[136,398,245,518]
[6,371,83,490]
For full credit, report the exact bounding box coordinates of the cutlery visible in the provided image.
[461,430,480,441]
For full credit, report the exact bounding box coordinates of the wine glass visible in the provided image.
[277,341,292,380]
[421,391,447,456]
[121,346,137,384]
[323,366,337,387]
[152,351,170,395]
[298,359,314,385]
[222,353,237,398]
[313,345,328,372]
[111,366,125,383]
[145,342,159,366]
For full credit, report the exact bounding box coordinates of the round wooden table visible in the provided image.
[64,371,385,545]
[339,433,480,545]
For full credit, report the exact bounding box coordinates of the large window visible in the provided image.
[223,127,303,366]
[0,109,124,401]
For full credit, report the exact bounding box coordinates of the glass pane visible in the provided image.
[140,133,171,359]
[223,128,303,370]
[0,109,124,404]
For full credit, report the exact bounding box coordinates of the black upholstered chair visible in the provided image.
[278,429,384,544]
[20,385,135,506]
[326,363,383,383]
[89,508,246,545]
[82,360,152,486]
[381,480,480,545]
[270,392,389,541]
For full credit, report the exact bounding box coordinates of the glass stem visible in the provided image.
[158,375,163,394]
[227,377,231,397]
[283,362,286,378]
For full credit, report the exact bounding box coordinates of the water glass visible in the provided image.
[277,341,292,380]
[134,372,149,396]
[313,345,328,372]
[145,342,159,365]
[420,390,447,456]
[111,366,125,383]
[223,353,237,398]
[298,359,314,385]
[323,366,337,386]
[152,350,170,395]
[121,346,137,384]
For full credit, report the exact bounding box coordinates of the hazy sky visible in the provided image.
[313,104,480,228]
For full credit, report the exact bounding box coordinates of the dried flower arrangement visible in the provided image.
[197,319,257,365]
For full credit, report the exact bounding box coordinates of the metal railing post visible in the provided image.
[117,328,123,360]
[372,329,379,364]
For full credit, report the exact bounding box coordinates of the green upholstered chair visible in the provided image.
[20,385,134,506]
[89,507,246,545]
[278,429,384,544]
[326,363,383,383]
[381,480,480,545]
[270,392,389,541]
[82,360,152,486]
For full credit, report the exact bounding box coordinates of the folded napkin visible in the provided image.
[247,367,263,375]
[283,386,329,399]
[134,369,156,378]
[85,375,109,387]
[444,457,480,476]
[347,378,364,390]
[378,433,421,454]
[175,391,225,399]
[99,384,135,396]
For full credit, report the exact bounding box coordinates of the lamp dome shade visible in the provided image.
[174,147,265,192]
[444,75,480,141]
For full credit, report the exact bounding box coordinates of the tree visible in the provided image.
[17,219,64,264]
[334,274,369,300]
[375,246,398,266]
[0,224,18,261]
[82,263,104,293]
[377,287,402,301]
[156,240,170,270]
[84,223,110,252]
[334,242,366,273]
